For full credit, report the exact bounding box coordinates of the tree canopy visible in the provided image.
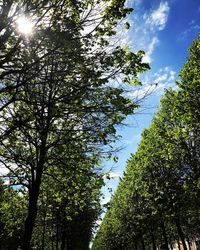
[92,35,200,250]
[0,0,149,249]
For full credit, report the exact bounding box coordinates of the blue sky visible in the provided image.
[101,0,200,207]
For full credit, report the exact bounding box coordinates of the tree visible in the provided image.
[0,183,27,249]
[93,35,200,250]
[30,157,102,249]
[0,0,149,249]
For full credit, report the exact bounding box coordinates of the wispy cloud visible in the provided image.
[142,36,159,63]
[179,20,200,40]
[124,1,170,65]
[129,84,157,100]
[145,2,170,31]
[113,1,170,66]
[125,0,141,8]
[101,195,111,205]
[119,2,172,100]
[128,66,177,100]
[141,1,169,63]
[108,171,122,178]
[0,165,9,176]
[0,165,10,185]
[154,67,176,84]
[102,171,122,182]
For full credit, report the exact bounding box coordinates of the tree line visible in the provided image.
[0,0,149,249]
[92,36,200,250]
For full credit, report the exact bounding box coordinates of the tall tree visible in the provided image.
[0,0,149,249]
[92,35,200,250]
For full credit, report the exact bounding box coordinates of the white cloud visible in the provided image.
[103,171,122,180]
[3,178,10,185]
[125,0,141,8]
[0,165,9,176]
[130,84,157,99]
[111,1,170,65]
[127,1,170,64]
[179,21,200,40]
[104,1,171,96]
[103,171,123,182]
[146,1,170,31]
[128,66,177,100]
[154,74,168,82]
[101,195,111,205]
[152,67,177,93]
[109,171,122,179]
[0,164,10,185]
[142,37,159,63]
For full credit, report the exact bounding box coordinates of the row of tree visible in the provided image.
[0,0,149,249]
[0,162,102,249]
[92,36,200,250]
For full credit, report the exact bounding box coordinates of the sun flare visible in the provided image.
[16,16,34,35]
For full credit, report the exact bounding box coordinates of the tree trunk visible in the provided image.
[22,168,43,250]
[51,221,54,250]
[52,240,54,250]
[177,239,181,250]
[41,213,46,250]
[22,135,47,250]
[61,228,66,250]
[175,218,187,250]
[151,232,157,250]
[141,235,145,250]
[134,241,138,250]
[160,220,170,250]
[66,236,70,250]
[187,237,191,250]
[56,221,59,250]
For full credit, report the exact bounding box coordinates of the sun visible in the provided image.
[16,16,34,35]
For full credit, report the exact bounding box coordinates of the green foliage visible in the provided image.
[0,0,149,248]
[0,185,27,249]
[92,35,200,250]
